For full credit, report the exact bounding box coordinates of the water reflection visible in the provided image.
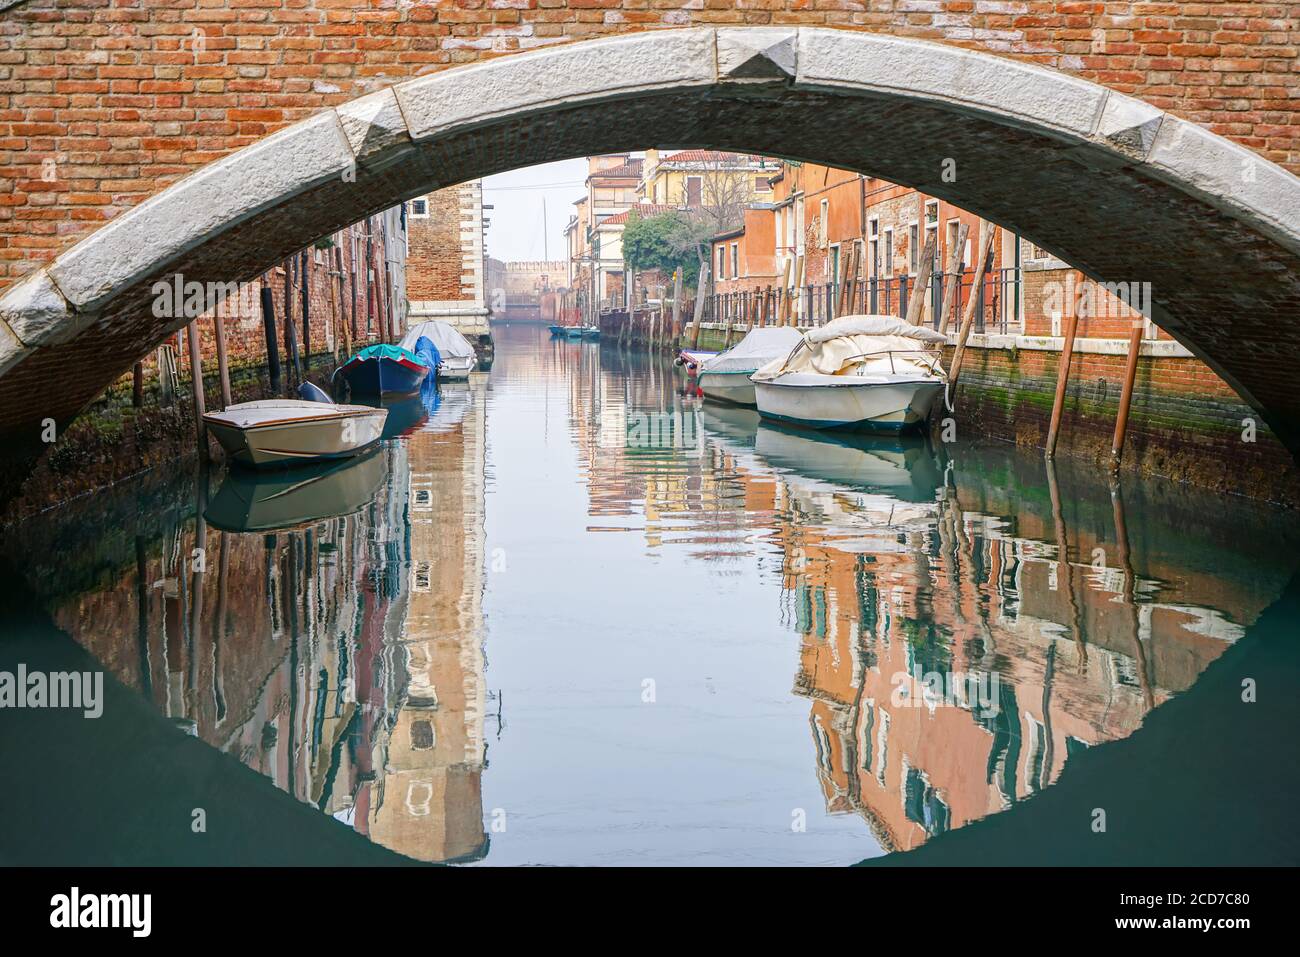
[2,324,1295,865]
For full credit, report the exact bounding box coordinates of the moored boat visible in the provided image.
[204,383,388,468]
[674,348,719,377]
[697,326,805,407]
[751,315,948,432]
[335,343,431,396]
[400,320,478,380]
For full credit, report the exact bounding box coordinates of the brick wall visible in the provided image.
[406,187,463,304]
[1,3,1297,290]
[953,343,1300,505]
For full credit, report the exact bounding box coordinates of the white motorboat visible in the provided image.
[400,320,478,380]
[751,315,948,432]
[696,326,805,406]
[204,383,388,468]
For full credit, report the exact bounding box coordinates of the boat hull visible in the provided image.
[698,371,757,407]
[753,374,944,433]
[337,355,429,396]
[205,408,387,468]
[436,355,477,381]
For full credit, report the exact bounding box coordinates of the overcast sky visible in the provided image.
[482,158,588,263]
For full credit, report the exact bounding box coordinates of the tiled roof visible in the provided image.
[590,159,644,179]
[598,204,683,225]
[659,150,777,167]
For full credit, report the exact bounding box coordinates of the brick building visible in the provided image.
[406,181,491,355]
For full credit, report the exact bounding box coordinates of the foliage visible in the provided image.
[621,212,709,288]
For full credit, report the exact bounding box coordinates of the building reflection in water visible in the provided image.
[20,377,491,864]
[7,324,1294,863]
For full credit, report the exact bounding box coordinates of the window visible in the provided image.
[717,245,726,280]
[883,228,894,277]
[755,176,769,192]
[818,198,829,247]
[410,198,428,218]
[867,218,879,279]
[685,176,702,206]
[730,243,739,279]
[909,221,920,274]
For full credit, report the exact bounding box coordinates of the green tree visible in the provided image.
[622,211,710,289]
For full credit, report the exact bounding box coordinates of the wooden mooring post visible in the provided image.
[947,220,995,390]
[904,234,938,326]
[186,320,208,462]
[670,267,683,344]
[260,274,282,394]
[937,222,970,334]
[1110,321,1145,472]
[1045,310,1079,459]
[213,311,232,410]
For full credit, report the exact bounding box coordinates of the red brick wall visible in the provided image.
[952,344,1300,505]
[1,3,1297,290]
[406,187,463,304]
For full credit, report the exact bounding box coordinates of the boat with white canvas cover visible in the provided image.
[204,383,388,468]
[751,315,948,432]
[400,320,478,380]
[697,326,805,406]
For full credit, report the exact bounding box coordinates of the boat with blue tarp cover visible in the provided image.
[334,343,432,396]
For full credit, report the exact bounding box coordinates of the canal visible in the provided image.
[1,322,1297,866]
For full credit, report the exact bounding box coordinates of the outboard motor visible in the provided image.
[298,381,333,404]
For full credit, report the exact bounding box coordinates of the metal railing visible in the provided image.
[694,265,1022,335]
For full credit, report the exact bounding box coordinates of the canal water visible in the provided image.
[2,323,1297,866]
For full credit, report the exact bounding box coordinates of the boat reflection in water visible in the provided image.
[204,447,387,533]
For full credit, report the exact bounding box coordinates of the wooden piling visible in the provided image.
[837,244,858,317]
[213,311,232,409]
[300,248,311,364]
[937,222,970,334]
[186,320,208,462]
[947,220,995,389]
[688,262,709,348]
[904,233,938,326]
[283,260,301,386]
[333,243,351,359]
[259,275,282,394]
[132,361,144,408]
[670,267,683,343]
[1111,320,1145,471]
[1045,310,1079,459]
[777,258,793,326]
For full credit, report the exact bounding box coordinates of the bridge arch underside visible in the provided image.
[1,28,1298,486]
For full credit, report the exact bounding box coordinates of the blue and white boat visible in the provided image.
[334,343,432,396]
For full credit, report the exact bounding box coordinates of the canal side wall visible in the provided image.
[684,322,1300,507]
[952,338,1300,507]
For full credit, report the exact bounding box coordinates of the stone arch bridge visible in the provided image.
[1,4,1298,494]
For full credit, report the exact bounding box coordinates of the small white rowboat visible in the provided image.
[204,389,388,468]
